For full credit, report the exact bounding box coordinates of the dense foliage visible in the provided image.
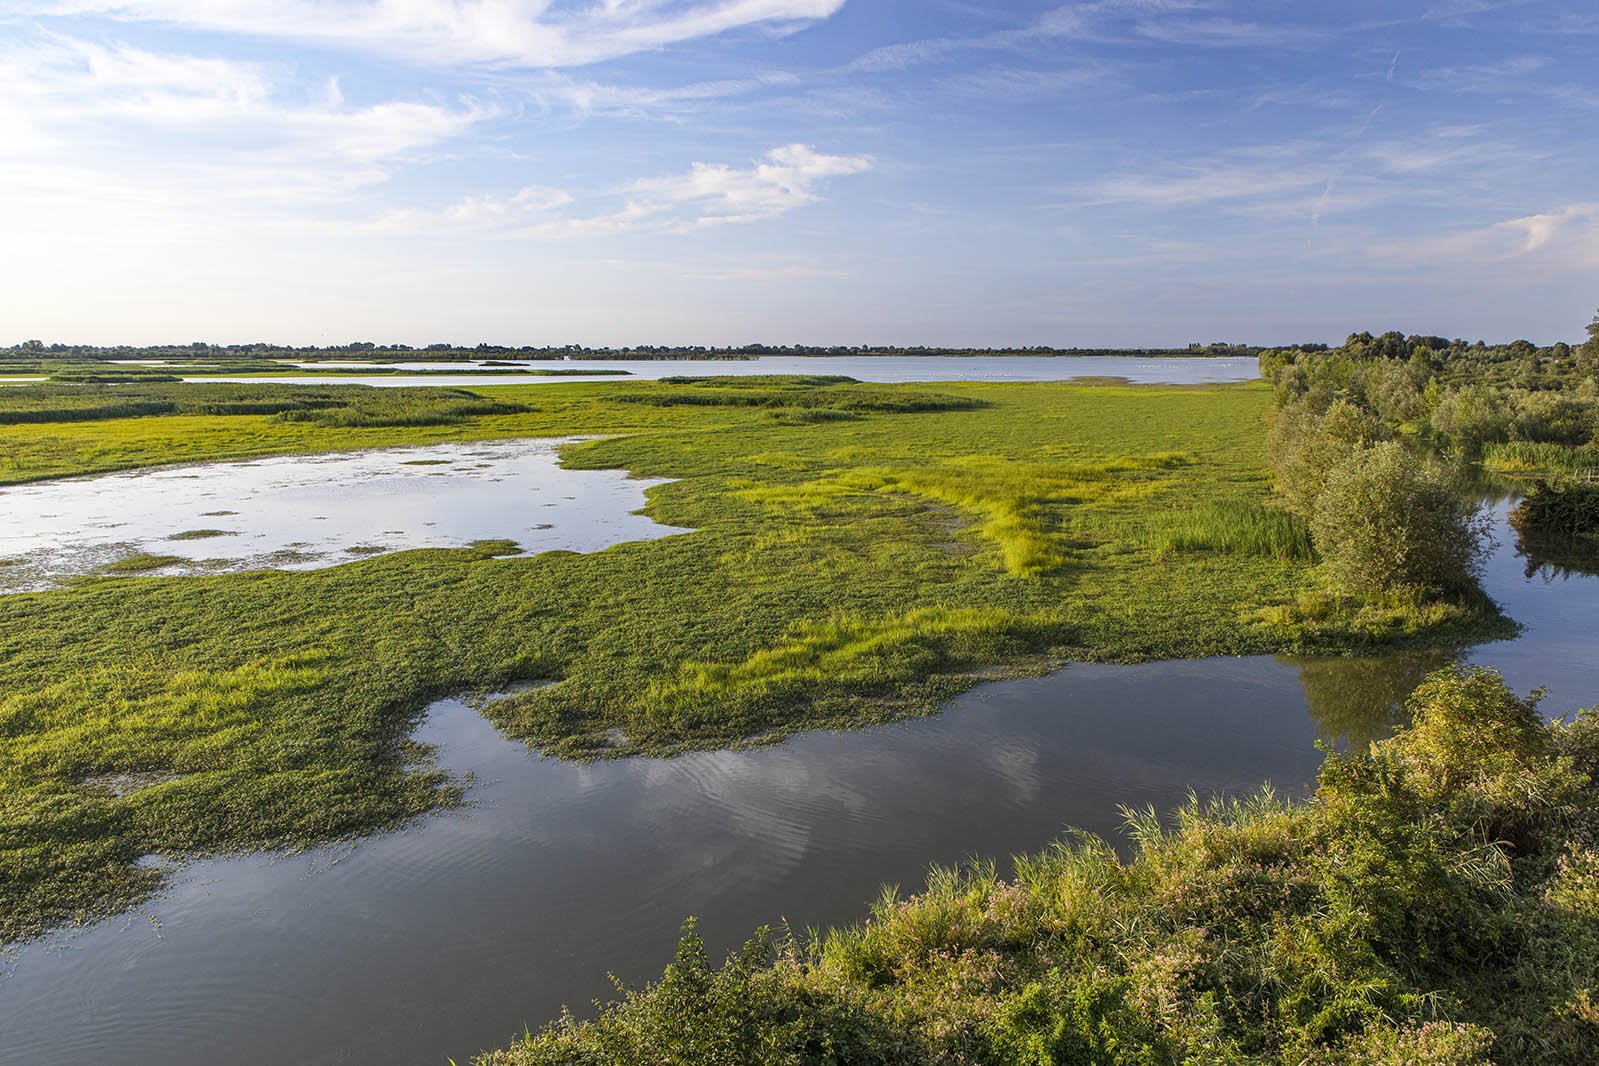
[1263,397,1488,605]
[1260,318,1599,578]
[483,667,1599,1066]
[1511,480,1599,544]
[1508,480,1599,579]
[1259,321,1599,472]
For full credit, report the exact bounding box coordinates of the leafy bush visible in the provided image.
[1309,441,1488,598]
[1510,480,1599,543]
[1267,398,1384,519]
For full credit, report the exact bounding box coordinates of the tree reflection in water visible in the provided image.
[1287,649,1456,750]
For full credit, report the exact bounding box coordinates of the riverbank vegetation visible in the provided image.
[1259,317,1599,599]
[0,376,1508,942]
[484,666,1599,1066]
[1259,318,1599,476]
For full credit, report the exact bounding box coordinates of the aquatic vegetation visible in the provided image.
[0,381,528,433]
[1510,479,1599,542]
[167,529,234,541]
[1484,440,1599,475]
[100,552,185,573]
[0,378,1504,940]
[483,668,1599,1066]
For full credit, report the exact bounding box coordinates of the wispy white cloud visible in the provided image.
[1407,54,1554,92]
[1375,203,1599,269]
[844,0,1320,75]
[1422,0,1541,27]
[18,0,847,68]
[366,144,872,237]
[513,69,800,123]
[368,184,575,233]
[1129,16,1324,49]
[0,33,496,206]
[1070,124,1507,225]
[611,143,871,229]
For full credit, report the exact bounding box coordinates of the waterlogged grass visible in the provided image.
[0,377,1506,941]
[167,528,234,541]
[100,552,186,574]
[0,382,530,435]
[1147,498,1314,561]
[485,668,1599,1065]
[1479,440,1599,476]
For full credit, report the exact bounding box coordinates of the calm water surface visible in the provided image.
[198,354,1259,387]
[1,502,1594,1066]
[0,440,686,592]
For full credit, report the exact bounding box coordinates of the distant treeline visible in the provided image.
[2,339,1268,362]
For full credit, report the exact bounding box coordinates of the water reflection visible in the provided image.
[1286,650,1455,750]
[0,439,687,592]
[1512,529,1599,580]
[0,657,1364,1066]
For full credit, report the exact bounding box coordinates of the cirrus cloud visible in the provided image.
[15,0,848,68]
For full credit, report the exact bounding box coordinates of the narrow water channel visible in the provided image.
[1,503,1593,1066]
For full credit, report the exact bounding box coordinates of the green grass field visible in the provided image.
[0,378,1505,942]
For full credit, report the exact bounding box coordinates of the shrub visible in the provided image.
[1510,479,1599,543]
[1309,441,1488,598]
[1267,399,1384,519]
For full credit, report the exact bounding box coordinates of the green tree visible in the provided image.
[1309,441,1488,598]
[1578,311,1599,377]
[1268,398,1384,518]
[1429,384,1511,451]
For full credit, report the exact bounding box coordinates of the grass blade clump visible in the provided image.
[1150,498,1314,560]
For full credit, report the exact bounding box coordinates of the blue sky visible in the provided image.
[2,1,1596,347]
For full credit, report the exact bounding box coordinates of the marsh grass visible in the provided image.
[101,552,186,574]
[0,382,528,431]
[1483,440,1599,474]
[0,377,1506,941]
[167,529,234,541]
[1149,498,1315,560]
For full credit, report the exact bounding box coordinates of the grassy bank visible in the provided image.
[0,378,1508,942]
[483,667,1599,1066]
